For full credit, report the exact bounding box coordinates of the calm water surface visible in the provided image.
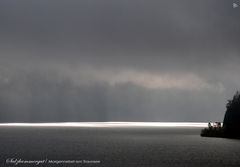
[0,124,239,167]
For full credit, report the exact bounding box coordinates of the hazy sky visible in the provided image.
[0,0,240,122]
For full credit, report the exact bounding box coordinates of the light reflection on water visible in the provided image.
[0,122,207,127]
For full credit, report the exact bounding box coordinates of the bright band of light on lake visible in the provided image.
[0,122,208,127]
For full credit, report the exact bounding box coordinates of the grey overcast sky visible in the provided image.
[0,0,240,122]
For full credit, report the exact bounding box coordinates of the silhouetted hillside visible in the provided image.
[223,91,240,138]
[201,91,240,139]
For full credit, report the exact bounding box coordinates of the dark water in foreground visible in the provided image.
[0,125,240,167]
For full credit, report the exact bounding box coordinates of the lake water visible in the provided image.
[0,122,239,167]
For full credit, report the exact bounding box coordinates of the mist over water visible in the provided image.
[0,1,239,166]
[0,0,240,122]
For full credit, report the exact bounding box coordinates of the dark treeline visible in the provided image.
[223,91,240,137]
[201,91,240,138]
